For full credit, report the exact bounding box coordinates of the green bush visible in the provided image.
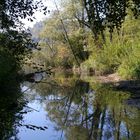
[83,40,133,75]
[82,16,140,79]
[118,45,140,79]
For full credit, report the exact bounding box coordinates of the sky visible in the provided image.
[22,0,55,28]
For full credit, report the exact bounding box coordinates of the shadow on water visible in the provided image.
[103,79,140,110]
[1,71,140,140]
[0,72,48,140]
[0,78,24,140]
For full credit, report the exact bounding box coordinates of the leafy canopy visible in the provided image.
[0,0,47,29]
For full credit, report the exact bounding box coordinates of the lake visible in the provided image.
[0,72,140,140]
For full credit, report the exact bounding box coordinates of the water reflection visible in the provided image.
[22,74,140,140]
[0,75,47,140]
[0,79,24,140]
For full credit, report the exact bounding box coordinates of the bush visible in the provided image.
[83,40,133,75]
[118,45,140,79]
[82,16,140,79]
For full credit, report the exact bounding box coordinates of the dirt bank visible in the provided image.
[95,73,140,94]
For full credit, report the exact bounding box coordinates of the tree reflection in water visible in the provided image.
[32,75,140,140]
[0,79,25,140]
[0,77,47,140]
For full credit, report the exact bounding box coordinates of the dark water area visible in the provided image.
[0,72,140,140]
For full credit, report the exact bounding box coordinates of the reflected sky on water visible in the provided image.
[1,73,140,140]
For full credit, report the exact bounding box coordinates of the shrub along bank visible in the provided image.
[83,18,140,79]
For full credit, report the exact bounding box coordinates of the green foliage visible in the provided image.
[86,41,133,74]
[0,48,20,85]
[26,0,140,79]
[0,30,38,82]
[60,0,139,45]
[36,10,88,68]
[69,28,87,62]
[82,15,140,79]
[118,45,140,79]
[0,0,47,29]
[0,0,48,83]
[0,31,35,61]
[40,13,65,42]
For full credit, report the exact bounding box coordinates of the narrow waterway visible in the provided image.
[0,73,140,140]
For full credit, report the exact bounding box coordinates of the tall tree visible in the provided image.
[0,0,48,84]
[65,0,140,46]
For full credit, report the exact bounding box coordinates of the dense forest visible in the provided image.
[28,0,140,79]
[0,0,140,82]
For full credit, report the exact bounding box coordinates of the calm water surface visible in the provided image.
[0,73,140,140]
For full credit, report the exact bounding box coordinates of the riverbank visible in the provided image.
[95,73,121,83]
[94,73,140,94]
[26,67,140,93]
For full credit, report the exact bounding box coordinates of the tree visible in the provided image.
[0,0,48,59]
[0,0,47,84]
[0,0,47,29]
[62,0,140,46]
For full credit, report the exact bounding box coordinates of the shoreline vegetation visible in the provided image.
[1,1,140,139]
[28,3,140,83]
[1,0,140,90]
[50,67,140,92]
